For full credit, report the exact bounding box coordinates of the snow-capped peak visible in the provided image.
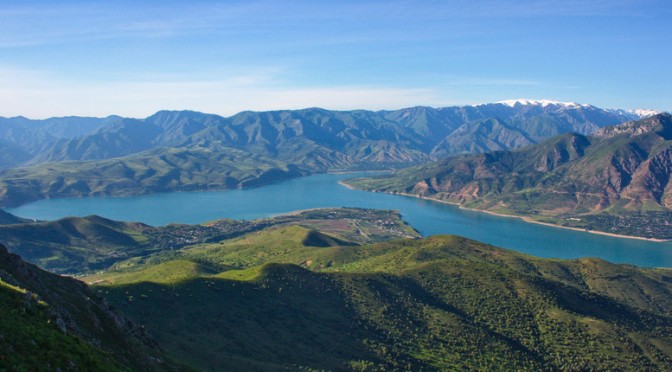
[495,98,591,108]
[627,108,660,118]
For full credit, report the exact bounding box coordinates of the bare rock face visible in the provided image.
[364,113,672,215]
[593,114,671,139]
[411,180,431,195]
[623,147,672,206]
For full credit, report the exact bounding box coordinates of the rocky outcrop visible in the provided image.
[358,113,672,214]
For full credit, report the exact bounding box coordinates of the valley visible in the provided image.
[8,172,672,268]
[2,102,672,370]
[3,1,671,369]
[0,208,417,275]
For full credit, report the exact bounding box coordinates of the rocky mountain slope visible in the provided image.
[345,113,672,239]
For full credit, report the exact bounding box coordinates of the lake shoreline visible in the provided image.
[340,181,671,243]
[9,173,672,268]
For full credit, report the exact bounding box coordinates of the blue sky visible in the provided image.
[0,0,670,118]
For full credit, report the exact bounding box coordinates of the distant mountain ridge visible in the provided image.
[0,100,654,169]
[345,113,672,239]
[0,100,657,207]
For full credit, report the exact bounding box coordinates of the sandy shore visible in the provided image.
[272,207,330,217]
[337,180,356,190]
[340,181,671,243]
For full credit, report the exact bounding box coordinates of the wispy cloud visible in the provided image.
[0,1,661,49]
[0,2,217,47]
[424,0,661,18]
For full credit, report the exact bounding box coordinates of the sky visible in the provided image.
[0,0,670,118]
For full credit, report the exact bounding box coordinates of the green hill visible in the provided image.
[0,279,126,371]
[5,205,671,369]
[89,226,672,370]
[0,215,153,274]
[0,143,303,207]
[0,208,418,275]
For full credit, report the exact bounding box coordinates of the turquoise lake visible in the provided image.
[7,172,672,268]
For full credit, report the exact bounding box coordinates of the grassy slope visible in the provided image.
[0,207,417,276]
[90,226,672,370]
[85,223,409,285]
[0,244,177,370]
[0,215,153,274]
[0,280,124,371]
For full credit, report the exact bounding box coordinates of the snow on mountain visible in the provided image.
[494,99,592,108]
[606,108,661,119]
[480,99,661,119]
[628,108,660,118]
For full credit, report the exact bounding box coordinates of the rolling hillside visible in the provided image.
[86,224,672,370]
[0,208,419,275]
[2,205,671,369]
[0,215,153,274]
[0,144,303,207]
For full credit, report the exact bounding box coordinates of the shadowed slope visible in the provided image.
[91,230,672,370]
[0,244,175,370]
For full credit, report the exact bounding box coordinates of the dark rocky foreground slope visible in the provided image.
[0,244,176,370]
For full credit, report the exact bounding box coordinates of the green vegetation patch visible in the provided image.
[92,232,672,370]
[0,279,125,371]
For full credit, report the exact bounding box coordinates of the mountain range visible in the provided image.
[1,100,651,168]
[0,100,655,207]
[345,113,672,239]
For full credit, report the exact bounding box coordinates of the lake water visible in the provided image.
[8,173,672,268]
